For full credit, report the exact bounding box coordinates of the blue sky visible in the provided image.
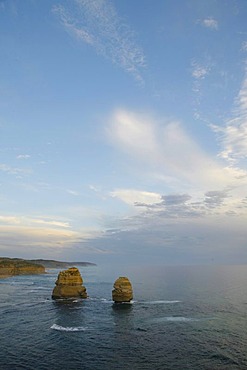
[1,0,247,265]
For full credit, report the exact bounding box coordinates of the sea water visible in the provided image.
[0,264,247,369]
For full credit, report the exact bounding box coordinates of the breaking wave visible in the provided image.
[143,300,181,305]
[50,324,88,332]
[152,316,214,323]
[163,316,200,322]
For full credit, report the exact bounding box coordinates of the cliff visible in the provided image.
[29,259,96,268]
[0,258,45,277]
[52,267,87,299]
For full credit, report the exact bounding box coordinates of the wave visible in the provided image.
[142,300,181,305]
[10,281,34,286]
[163,316,200,322]
[50,324,88,332]
[152,316,213,323]
[28,288,51,293]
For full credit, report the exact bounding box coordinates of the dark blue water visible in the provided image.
[1,264,247,369]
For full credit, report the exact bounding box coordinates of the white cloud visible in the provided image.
[0,225,78,250]
[0,163,31,175]
[0,215,70,229]
[108,109,246,190]
[52,0,146,82]
[0,215,104,258]
[241,41,247,52]
[212,66,247,164]
[17,154,30,160]
[110,189,161,206]
[0,216,21,225]
[191,61,210,80]
[66,189,79,196]
[201,17,218,30]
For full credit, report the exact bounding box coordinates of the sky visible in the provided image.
[1,0,247,266]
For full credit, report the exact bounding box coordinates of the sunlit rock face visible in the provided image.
[52,267,87,299]
[112,277,133,303]
[0,258,45,277]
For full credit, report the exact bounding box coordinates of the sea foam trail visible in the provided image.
[142,300,181,304]
[164,316,200,322]
[152,316,211,323]
[51,324,87,332]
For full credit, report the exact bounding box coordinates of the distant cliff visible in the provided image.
[0,258,45,277]
[29,259,96,269]
[0,257,96,277]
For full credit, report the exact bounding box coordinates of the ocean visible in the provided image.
[0,264,247,369]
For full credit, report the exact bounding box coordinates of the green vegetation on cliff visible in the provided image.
[29,259,96,268]
[0,257,45,277]
[0,257,96,277]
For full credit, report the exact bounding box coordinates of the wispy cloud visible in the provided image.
[241,41,247,52]
[110,189,161,206]
[211,65,247,165]
[0,163,31,176]
[199,17,218,30]
[0,215,71,229]
[107,109,246,190]
[191,61,210,80]
[133,189,239,219]
[0,212,104,258]
[52,0,146,82]
[16,154,30,160]
[66,189,79,196]
[191,59,211,119]
[88,211,247,264]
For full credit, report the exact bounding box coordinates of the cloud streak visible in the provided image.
[0,163,31,176]
[53,0,146,82]
[0,214,104,259]
[107,109,246,190]
[191,61,210,80]
[212,65,247,165]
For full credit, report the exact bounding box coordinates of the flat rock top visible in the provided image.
[52,267,87,299]
[112,276,133,303]
[55,267,83,286]
[113,277,132,288]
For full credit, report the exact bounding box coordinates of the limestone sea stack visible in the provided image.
[112,276,133,303]
[52,267,87,299]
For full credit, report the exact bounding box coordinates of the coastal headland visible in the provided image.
[0,257,96,278]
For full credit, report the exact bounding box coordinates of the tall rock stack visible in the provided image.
[112,276,133,303]
[52,267,87,299]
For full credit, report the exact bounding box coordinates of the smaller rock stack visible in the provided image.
[52,267,87,299]
[112,276,133,303]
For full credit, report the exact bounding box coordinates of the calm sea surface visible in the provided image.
[0,264,247,369]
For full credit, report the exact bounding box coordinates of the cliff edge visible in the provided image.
[0,258,45,277]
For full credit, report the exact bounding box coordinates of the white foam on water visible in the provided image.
[164,316,199,322]
[113,301,134,305]
[142,300,181,305]
[50,324,88,332]
[153,316,210,323]
[10,281,34,286]
[28,288,50,293]
[87,297,113,303]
